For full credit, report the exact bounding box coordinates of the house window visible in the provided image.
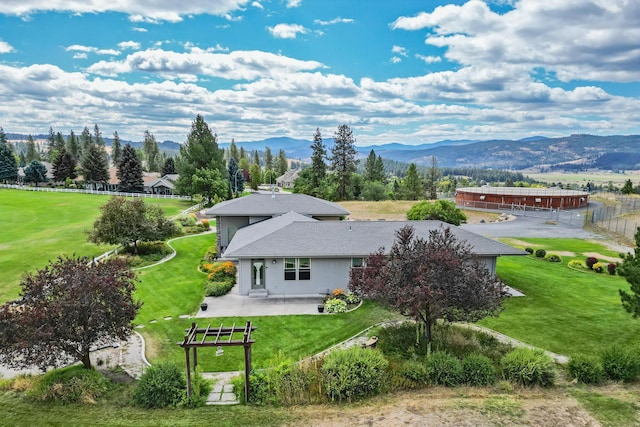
[479,195,486,200]
[298,258,311,280]
[283,258,311,281]
[535,198,542,203]
[284,258,296,280]
[351,258,364,268]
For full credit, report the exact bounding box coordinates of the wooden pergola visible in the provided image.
[178,321,256,403]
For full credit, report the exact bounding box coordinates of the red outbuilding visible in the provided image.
[455,186,589,210]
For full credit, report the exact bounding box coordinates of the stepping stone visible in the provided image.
[179,314,190,319]
[164,316,172,320]
[149,320,157,323]
[135,324,145,329]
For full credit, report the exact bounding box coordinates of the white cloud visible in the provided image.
[392,45,408,57]
[267,23,308,39]
[72,53,88,59]
[251,1,264,9]
[0,40,15,54]
[415,54,441,64]
[87,49,324,81]
[66,45,120,56]
[314,17,354,26]
[390,57,402,64]
[0,0,252,22]
[118,41,141,51]
[392,0,640,83]
[132,27,148,33]
[286,0,302,8]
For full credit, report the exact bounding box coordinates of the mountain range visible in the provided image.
[8,133,640,171]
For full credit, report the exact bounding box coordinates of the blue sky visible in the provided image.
[0,0,638,145]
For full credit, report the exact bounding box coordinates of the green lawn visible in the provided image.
[480,238,640,358]
[0,189,194,303]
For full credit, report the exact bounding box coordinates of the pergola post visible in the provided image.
[244,343,251,403]
[185,347,192,399]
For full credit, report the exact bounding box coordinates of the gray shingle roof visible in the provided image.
[223,213,526,259]
[204,193,350,217]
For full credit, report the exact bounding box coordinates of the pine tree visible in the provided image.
[46,127,56,161]
[426,156,440,200]
[117,144,144,193]
[25,135,40,163]
[66,130,80,161]
[52,148,77,182]
[229,140,239,163]
[162,157,176,175]
[81,142,110,190]
[364,149,385,182]
[175,115,226,197]
[228,157,245,196]
[111,131,122,167]
[401,163,424,200]
[330,124,357,200]
[0,127,18,183]
[23,160,48,187]
[621,179,634,195]
[79,127,93,157]
[252,150,260,166]
[276,149,288,176]
[264,147,274,171]
[309,128,327,189]
[94,124,104,146]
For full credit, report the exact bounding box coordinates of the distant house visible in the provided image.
[222,212,526,297]
[204,193,350,256]
[275,169,300,189]
[147,174,178,195]
[17,161,54,184]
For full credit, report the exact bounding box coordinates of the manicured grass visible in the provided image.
[0,189,194,303]
[480,238,640,358]
[571,388,640,427]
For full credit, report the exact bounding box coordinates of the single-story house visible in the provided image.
[221,210,527,297]
[204,193,350,255]
[147,173,178,195]
[275,169,300,189]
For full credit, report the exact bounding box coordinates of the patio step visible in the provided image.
[248,289,268,298]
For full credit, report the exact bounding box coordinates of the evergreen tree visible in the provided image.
[162,157,176,175]
[363,149,385,182]
[621,179,634,195]
[142,130,161,172]
[265,146,274,171]
[94,124,104,146]
[619,228,640,318]
[23,160,48,187]
[117,144,144,193]
[81,142,110,190]
[229,140,239,162]
[276,149,288,176]
[25,135,40,163]
[0,127,18,183]
[175,115,226,197]
[52,148,77,182]
[309,128,327,190]
[46,127,56,161]
[239,146,246,161]
[66,130,80,161]
[228,157,245,196]
[79,127,93,157]
[425,156,440,200]
[49,131,66,164]
[252,150,260,166]
[111,131,122,167]
[249,163,262,191]
[330,124,357,200]
[401,163,424,200]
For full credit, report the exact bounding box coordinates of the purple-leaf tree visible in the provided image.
[0,256,141,370]
[349,225,505,344]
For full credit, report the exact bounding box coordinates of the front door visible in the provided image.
[251,259,265,289]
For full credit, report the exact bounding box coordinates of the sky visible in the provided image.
[0,0,639,146]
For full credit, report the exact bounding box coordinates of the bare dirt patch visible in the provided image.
[584,252,623,263]
[286,388,600,427]
[504,239,543,248]
[551,251,576,257]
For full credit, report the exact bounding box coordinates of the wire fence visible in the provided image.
[586,192,640,241]
[0,183,191,200]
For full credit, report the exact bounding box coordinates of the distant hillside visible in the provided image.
[6,131,640,171]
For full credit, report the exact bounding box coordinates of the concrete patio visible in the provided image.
[195,287,325,317]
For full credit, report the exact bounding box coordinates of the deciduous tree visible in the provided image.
[0,256,141,370]
[191,167,228,203]
[349,225,504,344]
[407,200,467,226]
[88,196,178,253]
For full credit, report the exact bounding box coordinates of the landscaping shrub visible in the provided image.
[181,370,211,408]
[585,256,598,269]
[377,323,430,359]
[592,262,604,273]
[331,288,347,300]
[546,254,562,263]
[535,249,546,258]
[399,360,429,384]
[29,365,110,404]
[432,324,511,363]
[204,246,217,262]
[345,292,361,305]
[601,346,640,382]
[501,348,555,387]
[525,247,534,254]
[133,363,185,408]
[322,347,388,402]
[122,241,170,256]
[205,281,234,297]
[426,352,462,387]
[567,355,604,384]
[568,259,586,269]
[200,218,210,229]
[324,298,348,313]
[461,354,497,386]
[206,261,237,283]
[607,263,617,275]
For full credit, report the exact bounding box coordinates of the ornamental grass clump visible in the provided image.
[322,347,388,402]
[567,355,604,384]
[601,345,640,382]
[501,348,555,387]
[461,353,497,386]
[133,363,185,408]
[426,351,462,387]
[28,365,110,404]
